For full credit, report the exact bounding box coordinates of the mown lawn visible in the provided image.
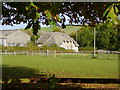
[2,54,118,78]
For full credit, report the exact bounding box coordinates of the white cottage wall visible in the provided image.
[60,41,78,52]
[0,38,7,46]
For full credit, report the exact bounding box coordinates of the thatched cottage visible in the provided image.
[0,29,30,47]
[36,32,79,52]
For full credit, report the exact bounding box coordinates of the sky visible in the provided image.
[0,23,51,30]
[0,14,83,30]
[0,15,71,30]
[0,23,27,30]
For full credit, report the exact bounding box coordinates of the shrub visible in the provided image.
[52,26,61,32]
[40,44,66,51]
[79,47,94,51]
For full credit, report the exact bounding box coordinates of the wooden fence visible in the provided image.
[0,50,119,56]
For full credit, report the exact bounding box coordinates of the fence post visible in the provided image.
[83,51,84,59]
[54,50,56,57]
[5,50,7,55]
[14,50,16,55]
[46,50,49,57]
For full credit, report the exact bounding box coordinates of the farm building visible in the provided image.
[0,33,7,46]
[0,29,30,47]
[36,31,79,52]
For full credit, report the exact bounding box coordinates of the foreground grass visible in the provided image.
[2,54,118,78]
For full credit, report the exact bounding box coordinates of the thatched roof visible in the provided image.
[7,30,30,43]
[0,33,6,38]
[0,29,17,36]
[36,31,79,47]
[0,29,30,43]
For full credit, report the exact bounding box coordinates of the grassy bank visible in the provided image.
[2,54,118,78]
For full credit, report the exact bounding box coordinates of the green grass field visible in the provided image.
[40,26,80,34]
[2,54,118,79]
[21,26,80,37]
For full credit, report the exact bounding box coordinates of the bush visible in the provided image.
[1,44,40,51]
[1,44,74,52]
[79,47,94,51]
[40,44,66,51]
[52,26,61,32]
[70,27,93,47]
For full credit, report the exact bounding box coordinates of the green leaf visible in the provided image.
[104,4,119,27]
[44,10,52,19]
[116,2,120,5]
[49,20,56,26]
[118,20,120,25]
[103,8,110,17]
[30,2,39,9]
[36,12,40,18]
[107,21,113,27]
[114,5,119,15]
[103,9,110,18]
[108,6,118,23]
[25,6,29,11]
[54,15,61,22]
[103,5,112,17]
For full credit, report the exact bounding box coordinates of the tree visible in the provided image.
[96,24,109,50]
[2,2,120,35]
[70,27,93,47]
[70,23,119,51]
[78,27,93,47]
[96,23,118,50]
[31,34,40,44]
[107,25,118,50]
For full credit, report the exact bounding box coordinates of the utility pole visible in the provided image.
[93,27,96,57]
[118,13,120,51]
[76,32,78,42]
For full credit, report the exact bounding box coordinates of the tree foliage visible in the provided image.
[2,2,120,35]
[76,27,93,47]
[95,23,119,51]
[70,27,93,47]
[96,24,110,50]
[103,3,120,27]
[70,24,119,50]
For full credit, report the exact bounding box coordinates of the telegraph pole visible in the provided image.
[76,32,78,42]
[93,27,96,57]
[118,13,120,51]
